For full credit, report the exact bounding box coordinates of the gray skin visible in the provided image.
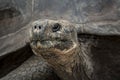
[0,55,54,80]
[30,19,120,80]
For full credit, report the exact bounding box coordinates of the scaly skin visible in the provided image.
[0,55,59,80]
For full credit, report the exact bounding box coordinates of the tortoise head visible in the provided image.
[29,19,79,62]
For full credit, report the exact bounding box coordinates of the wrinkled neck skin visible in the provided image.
[54,46,80,80]
[48,45,81,80]
[32,41,93,80]
[36,44,92,80]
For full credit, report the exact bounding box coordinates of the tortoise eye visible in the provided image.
[52,23,61,32]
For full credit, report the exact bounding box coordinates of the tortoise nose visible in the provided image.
[33,25,41,30]
[32,25,44,40]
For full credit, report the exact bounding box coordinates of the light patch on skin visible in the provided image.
[64,42,77,54]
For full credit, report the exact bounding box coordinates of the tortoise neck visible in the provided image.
[52,45,93,80]
[52,46,82,80]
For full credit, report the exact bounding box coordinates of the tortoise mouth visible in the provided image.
[30,38,74,51]
[30,38,78,60]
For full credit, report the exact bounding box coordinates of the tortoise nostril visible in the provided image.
[34,26,37,29]
[39,26,41,29]
[52,23,61,32]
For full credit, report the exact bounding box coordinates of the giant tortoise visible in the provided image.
[1,0,120,80]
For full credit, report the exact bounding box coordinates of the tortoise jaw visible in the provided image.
[30,38,75,53]
[30,40,78,60]
[30,38,72,48]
